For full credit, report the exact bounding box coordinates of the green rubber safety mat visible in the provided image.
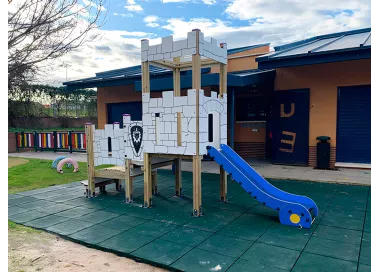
[292,252,357,272]
[132,239,193,266]
[227,258,288,272]
[171,248,237,272]
[24,215,70,229]
[8,170,371,272]
[160,226,212,247]
[196,233,253,258]
[69,224,123,244]
[257,223,313,251]
[241,243,301,271]
[99,231,155,254]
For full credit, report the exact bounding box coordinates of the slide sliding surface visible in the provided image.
[207,145,318,228]
[220,144,318,216]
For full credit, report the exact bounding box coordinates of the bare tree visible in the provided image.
[8,0,108,90]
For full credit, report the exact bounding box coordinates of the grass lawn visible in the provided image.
[8,157,89,194]
[8,157,113,195]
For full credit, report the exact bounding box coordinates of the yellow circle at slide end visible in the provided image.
[290,214,301,224]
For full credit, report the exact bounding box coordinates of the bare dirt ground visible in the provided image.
[8,157,29,168]
[8,225,167,272]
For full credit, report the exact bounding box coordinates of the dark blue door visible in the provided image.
[272,89,309,166]
[107,102,142,128]
[337,85,371,164]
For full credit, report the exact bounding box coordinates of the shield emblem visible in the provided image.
[130,125,143,156]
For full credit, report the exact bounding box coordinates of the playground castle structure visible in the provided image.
[84,30,318,228]
[85,29,228,217]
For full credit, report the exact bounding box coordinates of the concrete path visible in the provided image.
[9,151,371,186]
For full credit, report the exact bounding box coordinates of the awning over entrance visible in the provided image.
[134,69,275,91]
[63,65,275,91]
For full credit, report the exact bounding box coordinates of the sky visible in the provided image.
[52,0,371,85]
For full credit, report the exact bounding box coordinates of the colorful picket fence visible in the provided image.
[16,131,86,153]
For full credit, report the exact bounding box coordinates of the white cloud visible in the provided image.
[82,0,107,11]
[162,0,371,48]
[144,15,160,27]
[42,28,157,84]
[162,0,188,3]
[43,0,370,85]
[144,15,159,23]
[162,0,370,48]
[147,23,159,27]
[113,12,133,17]
[202,0,216,4]
[125,0,143,11]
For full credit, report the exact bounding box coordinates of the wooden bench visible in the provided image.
[83,159,175,199]
[81,177,121,196]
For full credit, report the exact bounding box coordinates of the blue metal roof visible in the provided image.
[227,43,270,55]
[134,69,275,92]
[64,64,172,86]
[257,28,371,69]
[64,43,271,90]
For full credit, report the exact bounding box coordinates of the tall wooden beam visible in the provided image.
[125,159,133,203]
[143,153,152,207]
[142,61,150,94]
[192,29,202,217]
[220,166,227,202]
[173,56,183,196]
[219,43,228,202]
[219,43,227,98]
[174,158,182,196]
[85,123,95,197]
[152,170,158,195]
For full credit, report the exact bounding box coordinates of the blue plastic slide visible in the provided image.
[207,144,318,228]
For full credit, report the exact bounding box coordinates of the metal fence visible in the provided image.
[16,131,86,153]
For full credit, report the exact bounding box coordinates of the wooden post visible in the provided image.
[175,158,182,196]
[220,167,227,202]
[141,40,151,207]
[143,153,152,207]
[192,29,202,217]
[173,57,181,96]
[219,43,227,98]
[219,43,228,202]
[173,57,183,196]
[125,159,133,203]
[85,123,95,197]
[141,39,150,95]
[152,170,158,195]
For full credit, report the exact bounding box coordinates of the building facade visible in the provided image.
[64,28,371,168]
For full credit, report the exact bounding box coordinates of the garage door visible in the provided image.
[337,85,371,164]
[107,102,142,128]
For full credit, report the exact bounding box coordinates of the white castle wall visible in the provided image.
[141,90,227,157]
[91,90,227,163]
[141,30,227,64]
[93,123,125,166]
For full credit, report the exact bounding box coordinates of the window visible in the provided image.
[236,96,269,122]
